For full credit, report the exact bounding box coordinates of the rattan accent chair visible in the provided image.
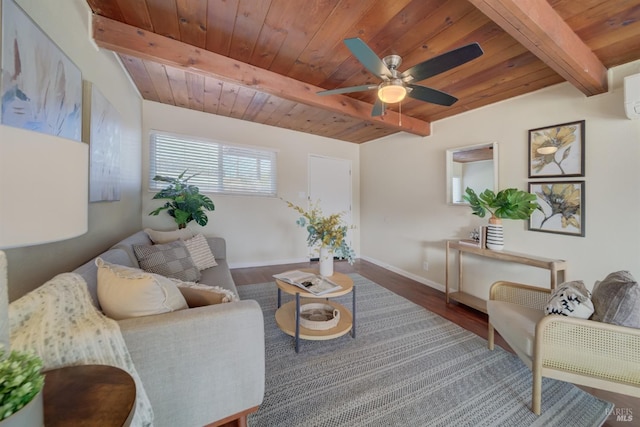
[486,280,640,415]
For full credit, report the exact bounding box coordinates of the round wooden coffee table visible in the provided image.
[275,270,355,352]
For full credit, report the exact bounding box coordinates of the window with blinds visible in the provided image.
[149,132,277,196]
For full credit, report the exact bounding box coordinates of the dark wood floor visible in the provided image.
[231,258,638,426]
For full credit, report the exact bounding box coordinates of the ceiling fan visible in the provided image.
[317,38,483,116]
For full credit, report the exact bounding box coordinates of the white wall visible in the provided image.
[361,61,640,298]
[3,0,143,300]
[142,101,360,267]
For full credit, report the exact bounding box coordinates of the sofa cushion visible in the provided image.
[133,240,201,282]
[174,282,238,307]
[198,259,238,296]
[184,234,218,270]
[487,300,545,363]
[591,271,640,328]
[544,280,594,319]
[144,228,195,244]
[96,258,188,320]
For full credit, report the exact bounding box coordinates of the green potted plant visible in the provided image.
[463,187,538,250]
[0,349,45,426]
[149,171,215,229]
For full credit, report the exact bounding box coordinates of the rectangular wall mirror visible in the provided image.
[446,142,498,205]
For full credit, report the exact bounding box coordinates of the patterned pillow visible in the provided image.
[545,280,594,319]
[144,228,195,244]
[133,240,201,282]
[173,281,238,307]
[591,271,640,328]
[183,234,218,270]
[96,258,188,320]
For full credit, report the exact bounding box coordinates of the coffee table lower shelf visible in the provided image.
[275,299,353,341]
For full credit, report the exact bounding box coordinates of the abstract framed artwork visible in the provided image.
[1,0,82,141]
[528,120,585,178]
[528,181,585,237]
[86,83,121,202]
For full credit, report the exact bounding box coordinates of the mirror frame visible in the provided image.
[446,142,499,205]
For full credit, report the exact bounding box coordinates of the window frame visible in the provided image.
[149,130,278,197]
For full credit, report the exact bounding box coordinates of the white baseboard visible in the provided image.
[359,255,445,293]
[229,257,309,269]
[230,256,445,293]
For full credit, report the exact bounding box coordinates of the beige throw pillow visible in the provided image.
[96,258,188,320]
[174,281,238,307]
[144,228,195,244]
[184,234,218,270]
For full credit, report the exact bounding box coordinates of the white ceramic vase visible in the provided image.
[486,218,504,251]
[0,390,44,427]
[319,246,334,277]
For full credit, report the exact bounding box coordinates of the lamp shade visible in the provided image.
[378,81,407,104]
[0,125,88,249]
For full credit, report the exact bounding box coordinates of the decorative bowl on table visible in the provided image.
[299,303,340,330]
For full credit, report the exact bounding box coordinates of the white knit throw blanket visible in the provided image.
[9,273,154,426]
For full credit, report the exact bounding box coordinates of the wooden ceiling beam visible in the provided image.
[468,0,608,96]
[91,14,431,137]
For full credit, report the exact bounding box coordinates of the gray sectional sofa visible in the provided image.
[73,230,265,427]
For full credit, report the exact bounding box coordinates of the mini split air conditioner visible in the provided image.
[624,74,640,119]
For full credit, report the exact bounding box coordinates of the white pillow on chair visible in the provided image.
[545,280,594,319]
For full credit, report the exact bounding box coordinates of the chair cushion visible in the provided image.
[133,240,201,282]
[591,271,640,328]
[544,280,594,319]
[487,300,545,362]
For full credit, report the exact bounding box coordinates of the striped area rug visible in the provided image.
[238,274,613,427]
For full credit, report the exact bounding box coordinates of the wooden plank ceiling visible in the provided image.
[86,0,640,143]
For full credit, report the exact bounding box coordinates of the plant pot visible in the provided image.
[0,390,44,427]
[486,217,504,251]
[319,246,334,277]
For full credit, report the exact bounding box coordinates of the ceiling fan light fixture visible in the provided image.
[378,81,407,103]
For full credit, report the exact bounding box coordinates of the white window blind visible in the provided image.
[149,132,277,196]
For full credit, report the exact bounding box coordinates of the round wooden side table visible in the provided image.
[43,364,136,427]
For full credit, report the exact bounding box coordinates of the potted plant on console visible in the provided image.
[463,187,538,250]
[149,171,215,229]
[285,200,355,277]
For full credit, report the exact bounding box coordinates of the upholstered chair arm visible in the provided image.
[489,281,550,311]
[118,300,265,427]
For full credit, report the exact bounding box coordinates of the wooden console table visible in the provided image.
[445,240,567,313]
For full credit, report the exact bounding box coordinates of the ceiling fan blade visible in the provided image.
[371,98,385,117]
[344,37,392,80]
[400,43,483,82]
[317,84,377,96]
[407,84,458,106]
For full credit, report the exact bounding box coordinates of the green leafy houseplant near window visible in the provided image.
[149,171,215,229]
[463,187,538,223]
[0,349,44,422]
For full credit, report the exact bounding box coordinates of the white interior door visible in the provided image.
[308,155,352,259]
